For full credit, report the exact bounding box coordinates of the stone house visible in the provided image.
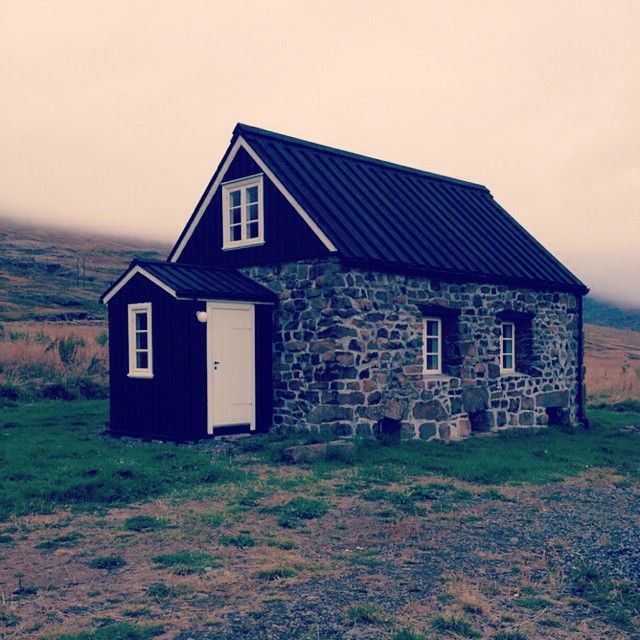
[101,124,588,441]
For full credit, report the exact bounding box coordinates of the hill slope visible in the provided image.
[0,217,170,321]
[583,297,640,332]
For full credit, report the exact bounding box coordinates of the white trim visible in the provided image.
[127,302,153,378]
[422,316,442,375]
[169,136,336,262]
[222,174,264,250]
[102,266,176,304]
[206,301,256,434]
[500,321,516,373]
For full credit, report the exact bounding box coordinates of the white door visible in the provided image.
[206,302,255,433]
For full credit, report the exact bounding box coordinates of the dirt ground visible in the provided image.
[1,467,638,640]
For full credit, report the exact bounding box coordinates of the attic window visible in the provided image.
[221,174,264,250]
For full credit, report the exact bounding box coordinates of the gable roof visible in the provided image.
[101,260,277,304]
[170,124,587,293]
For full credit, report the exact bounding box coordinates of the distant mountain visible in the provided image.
[583,297,640,332]
[0,217,170,322]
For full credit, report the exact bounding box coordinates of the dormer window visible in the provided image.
[221,174,264,249]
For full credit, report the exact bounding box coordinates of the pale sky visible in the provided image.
[1,1,639,305]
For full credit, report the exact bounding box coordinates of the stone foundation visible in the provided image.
[243,258,580,440]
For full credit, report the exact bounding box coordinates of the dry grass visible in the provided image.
[585,323,640,403]
[0,321,107,393]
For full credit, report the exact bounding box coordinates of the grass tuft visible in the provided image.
[257,566,297,581]
[346,604,389,625]
[47,622,164,639]
[122,516,168,532]
[431,614,480,638]
[88,555,126,571]
[276,496,328,528]
[152,550,220,575]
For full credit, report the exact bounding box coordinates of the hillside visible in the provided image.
[1,216,639,403]
[0,217,170,321]
[584,297,640,332]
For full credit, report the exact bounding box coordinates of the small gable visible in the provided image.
[174,146,331,267]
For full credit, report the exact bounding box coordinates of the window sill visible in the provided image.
[222,240,265,251]
[423,373,452,382]
[500,371,528,378]
[128,372,154,379]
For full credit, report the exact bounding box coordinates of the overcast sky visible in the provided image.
[1,1,639,305]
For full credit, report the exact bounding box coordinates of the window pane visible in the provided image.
[426,354,439,371]
[136,351,148,369]
[246,186,258,203]
[136,332,148,349]
[247,203,259,221]
[502,323,513,338]
[231,207,241,225]
[246,221,259,239]
[135,312,147,330]
[426,320,439,336]
[426,337,439,353]
[231,225,242,241]
[229,190,241,207]
[503,338,513,354]
[503,354,513,370]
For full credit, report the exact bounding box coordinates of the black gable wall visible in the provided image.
[177,147,329,266]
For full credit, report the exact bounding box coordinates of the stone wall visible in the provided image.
[242,258,580,440]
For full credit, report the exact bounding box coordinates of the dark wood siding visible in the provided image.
[177,147,329,267]
[107,274,206,440]
[107,273,273,440]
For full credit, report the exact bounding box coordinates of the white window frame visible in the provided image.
[221,174,264,250]
[500,321,516,374]
[128,302,153,378]
[423,317,442,375]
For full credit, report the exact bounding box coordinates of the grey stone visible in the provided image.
[419,422,437,439]
[536,391,569,408]
[462,386,489,413]
[413,400,447,421]
[307,405,353,424]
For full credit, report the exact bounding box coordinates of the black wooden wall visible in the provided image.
[176,147,329,266]
[107,273,273,440]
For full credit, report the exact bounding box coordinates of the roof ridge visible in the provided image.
[138,259,238,273]
[234,123,488,191]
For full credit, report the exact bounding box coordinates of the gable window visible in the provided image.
[128,303,153,378]
[501,321,515,373]
[221,174,264,249]
[423,317,442,374]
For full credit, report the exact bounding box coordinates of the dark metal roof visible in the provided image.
[235,124,587,293]
[102,260,278,303]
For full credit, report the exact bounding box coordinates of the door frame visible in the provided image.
[206,301,256,434]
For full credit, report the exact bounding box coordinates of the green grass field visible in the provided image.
[0,400,638,521]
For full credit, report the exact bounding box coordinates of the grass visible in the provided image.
[570,565,640,633]
[346,604,389,625]
[276,496,329,528]
[36,531,84,552]
[219,533,256,548]
[431,614,480,638]
[151,550,220,575]
[146,581,187,600]
[45,622,164,640]
[391,630,427,640]
[122,516,168,532]
[256,566,297,581]
[0,400,242,520]
[88,555,126,570]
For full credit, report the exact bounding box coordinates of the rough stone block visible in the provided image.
[307,405,353,424]
[419,422,437,439]
[413,400,447,421]
[469,410,494,432]
[536,391,569,408]
[518,411,534,425]
[462,386,489,413]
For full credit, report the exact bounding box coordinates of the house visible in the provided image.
[101,124,588,441]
